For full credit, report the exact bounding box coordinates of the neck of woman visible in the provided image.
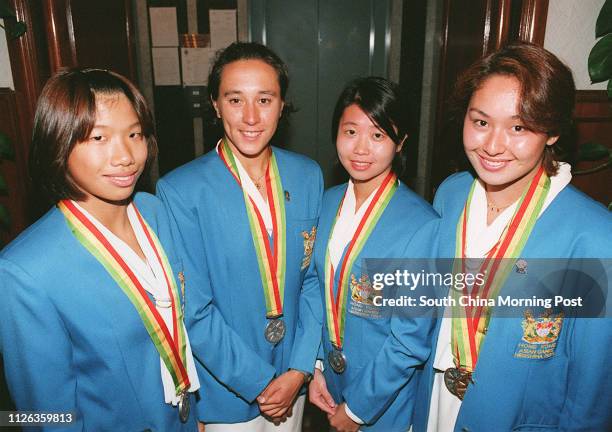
[352,169,390,212]
[78,198,133,239]
[228,140,271,182]
[482,164,542,225]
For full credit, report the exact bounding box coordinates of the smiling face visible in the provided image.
[67,92,147,214]
[212,59,284,160]
[463,74,558,197]
[336,104,402,192]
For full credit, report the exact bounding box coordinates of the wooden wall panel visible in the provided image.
[571,91,612,206]
[0,89,29,245]
[42,0,136,80]
[430,0,550,198]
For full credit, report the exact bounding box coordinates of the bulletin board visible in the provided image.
[146,0,239,175]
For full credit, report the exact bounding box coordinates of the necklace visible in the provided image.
[249,171,266,191]
[487,201,512,213]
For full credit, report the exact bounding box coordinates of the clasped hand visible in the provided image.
[257,370,304,422]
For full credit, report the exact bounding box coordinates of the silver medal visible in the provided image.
[328,349,347,374]
[178,391,190,423]
[264,318,286,344]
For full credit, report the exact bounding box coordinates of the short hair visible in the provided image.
[207,41,289,102]
[450,42,576,176]
[205,42,293,145]
[332,76,409,175]
[29,68,157,203]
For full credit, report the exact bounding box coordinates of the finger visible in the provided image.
[314,394,336,415]
[259,394,286,409]
[321,387,337,409]
[265,406,289,418]
[310,395,333,415]
[259,402,284,414]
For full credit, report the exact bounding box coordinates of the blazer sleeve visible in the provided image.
[287,167,324,374]
[559,260,612,431]
[341,220,439,424]
[0,258,84,432]
[156,178,276,403]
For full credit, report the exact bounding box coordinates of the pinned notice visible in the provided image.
[150,7,179,47]
[181,48,215,86]
[209,9,237,49]
[152,47,181,86]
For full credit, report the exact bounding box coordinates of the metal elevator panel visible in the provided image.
[249,0,391,186]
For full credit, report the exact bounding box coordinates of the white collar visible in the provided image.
[328,180,379,270]
[216,141,272,235]
[70,200,201,402]
[465,162,572,258]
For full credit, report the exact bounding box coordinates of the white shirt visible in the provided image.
[216,141,272,235]
[73,201,200,405]
[427,163,572,431]
[322,180,384,426]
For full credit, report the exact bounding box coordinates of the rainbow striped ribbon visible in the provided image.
[451,165,550,372]
[218,139,286,317]
[58,200,190,395]
[325,172,398,349]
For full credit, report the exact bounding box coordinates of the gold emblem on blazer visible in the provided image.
[514,309,564,359]
[521,309,564,344]
[349,273,381,319]
[301,226,316,270]
[350,274,376,305]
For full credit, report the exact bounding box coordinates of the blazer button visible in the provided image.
[461,427,470,432]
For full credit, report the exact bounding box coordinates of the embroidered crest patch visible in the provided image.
[514,309,564,359]
[348,273,382,319]
[301,226,316,270]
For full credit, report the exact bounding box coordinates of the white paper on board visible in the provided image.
[150,7,179,47]
[209,9,237,50]
[181,47,216,86]
[152,47,181,86]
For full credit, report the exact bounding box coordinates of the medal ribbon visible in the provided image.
[58,200,190,394]
[451,165,550,372]
[325,172,398,349]
[218,139,286,317]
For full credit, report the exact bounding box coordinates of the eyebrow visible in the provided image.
[91,121,141,129]
[222,90,278,97]
[468,108,520,119]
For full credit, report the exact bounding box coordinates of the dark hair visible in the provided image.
[208,42,289,102]
[29,68,157,203]
[332,76,408,175]
[450,42,576,176]
[205,42,293,145]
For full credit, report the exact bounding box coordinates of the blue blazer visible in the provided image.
[0,193,198,432]
[156,147,324,423]
[314,182,439,431]
[413,172,612,432]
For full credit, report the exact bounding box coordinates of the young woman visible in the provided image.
[307,77,438,431]
[0,69,200,430]
[156,42,323,431]
[414,42,612,431]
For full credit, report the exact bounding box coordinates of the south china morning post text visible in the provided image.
[359,258,611,318]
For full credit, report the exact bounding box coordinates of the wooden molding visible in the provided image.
[5,0,44,122]
[124,0,137,81]
[575,90,611,103]
[484,0,512,53]
[574,90,612,122]
[518,0,549,46]
[42,0,77,73]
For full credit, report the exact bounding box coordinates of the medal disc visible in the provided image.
[328,349,347,374]
[444,367,472,400]
[178,392,190,423]
[264,318,286,344]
